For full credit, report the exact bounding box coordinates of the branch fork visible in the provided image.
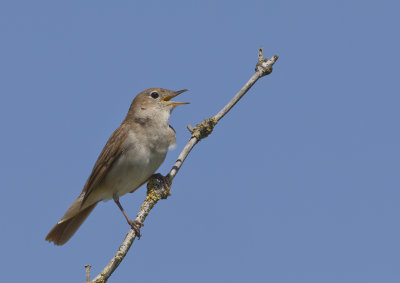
[256,47,279,77]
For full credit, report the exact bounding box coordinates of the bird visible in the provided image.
[46,88,188,245]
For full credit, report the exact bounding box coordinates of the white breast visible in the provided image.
[99,130,170,200]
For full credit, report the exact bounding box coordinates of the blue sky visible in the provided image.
[1,1,399,282]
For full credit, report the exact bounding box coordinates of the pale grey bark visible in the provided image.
[90,47,278,283]
[85,265,91,283]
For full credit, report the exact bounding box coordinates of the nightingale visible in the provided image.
[46,88,188,245]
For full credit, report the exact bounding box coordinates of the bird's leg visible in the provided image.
[113,195,143,239]
[151,173,171,191]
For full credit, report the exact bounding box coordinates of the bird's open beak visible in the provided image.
[163,89,189,106]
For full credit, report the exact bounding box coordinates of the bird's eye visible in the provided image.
[150,91,159,99]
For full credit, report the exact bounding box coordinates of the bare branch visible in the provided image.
[91,47,278,283]
[215,47,278,122]
[85,265,91,283]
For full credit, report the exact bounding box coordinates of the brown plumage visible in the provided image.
[45,202,97,245]
[46,88,188,245]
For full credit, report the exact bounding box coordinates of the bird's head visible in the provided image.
[126,88,189,124]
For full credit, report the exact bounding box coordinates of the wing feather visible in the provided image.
[80,123,129,206]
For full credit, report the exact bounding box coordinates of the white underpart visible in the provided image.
[169,142,176,150]
[98,129,172,200]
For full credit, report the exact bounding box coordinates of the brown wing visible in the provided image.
[80,123,129,207]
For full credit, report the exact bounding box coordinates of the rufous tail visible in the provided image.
[45,202,97,245]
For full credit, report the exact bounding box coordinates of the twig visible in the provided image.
[91,47,278,283]
[85,265,91,283]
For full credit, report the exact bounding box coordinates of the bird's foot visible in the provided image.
[151,173,171,192]
[127,219,144,239]
[147,173,171,200]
